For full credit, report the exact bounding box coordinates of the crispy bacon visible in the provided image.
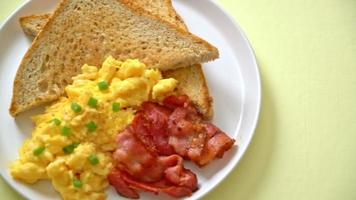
[113,130,164,182]
[109,95,235,198]
[131,102,175,155]
[108,170,139,199]
[132,95,235,166]
[111,170,196,198]
[196,124,236,166]
[109,130,198,198]
[163,95,190,109]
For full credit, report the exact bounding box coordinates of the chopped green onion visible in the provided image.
[112,102,121,112]
[63,143,79,154]
[73,143,80,148]
[51,118,61,126]
[33,146,45,156]
[87,97,98,108]
[88,155,99,166]
[73,178,82,188]
[86,121,97,132]
[98,81,109,91]
[71,102,82,113]
[61,126,71,136]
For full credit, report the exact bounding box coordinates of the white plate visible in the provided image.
[0,0,261,199]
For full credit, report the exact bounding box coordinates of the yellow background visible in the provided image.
[1,0,355,199]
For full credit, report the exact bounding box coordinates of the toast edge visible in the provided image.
[19,13,51,37]
[10,0,68,117]
[119,0,219,66]
[163,0,214,119]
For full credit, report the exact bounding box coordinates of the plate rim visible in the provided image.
[0,0,262,199]
[192,0,262,198]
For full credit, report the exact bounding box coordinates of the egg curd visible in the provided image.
[10,56,178,200]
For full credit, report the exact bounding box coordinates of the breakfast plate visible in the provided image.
[0,0,261,199]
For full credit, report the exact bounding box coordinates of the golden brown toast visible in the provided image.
[14,0,214,118]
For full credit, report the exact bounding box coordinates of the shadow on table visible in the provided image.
[205,58,277,200]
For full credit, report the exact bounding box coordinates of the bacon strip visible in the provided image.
[112,130,164,183]
[109,129,197,198]
[108,170,139,199]
[109,95,235,198]
[133,95,235,166]
[197,124,236,166]
[130,102,175,156]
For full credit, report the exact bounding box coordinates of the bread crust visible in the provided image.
[19,13,51,37]
[10,0,67,116]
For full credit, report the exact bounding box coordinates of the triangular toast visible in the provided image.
[10,0,218,116]
[19,0,213,119]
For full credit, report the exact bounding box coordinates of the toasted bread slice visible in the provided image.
[19,1,187,37]
[163,65,213,118]
[12,0,217,117]
[19,0,213,119]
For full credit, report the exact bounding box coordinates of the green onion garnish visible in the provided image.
[63,143,79,154]
[112,102,121,112]
[98,81,109,91]
[87,97,98,108]
[33,146,45,156]
[73,178,82,188]
[97,81,109,91]
[88,155,99,166]
[86,121,97,132]
[61,126,71,136]
[51,118,61,126]
[71,102,82,113]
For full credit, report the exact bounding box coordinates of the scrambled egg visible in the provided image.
[10,57,178,200]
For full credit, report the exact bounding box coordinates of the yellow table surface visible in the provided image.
[1,0,355,199]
